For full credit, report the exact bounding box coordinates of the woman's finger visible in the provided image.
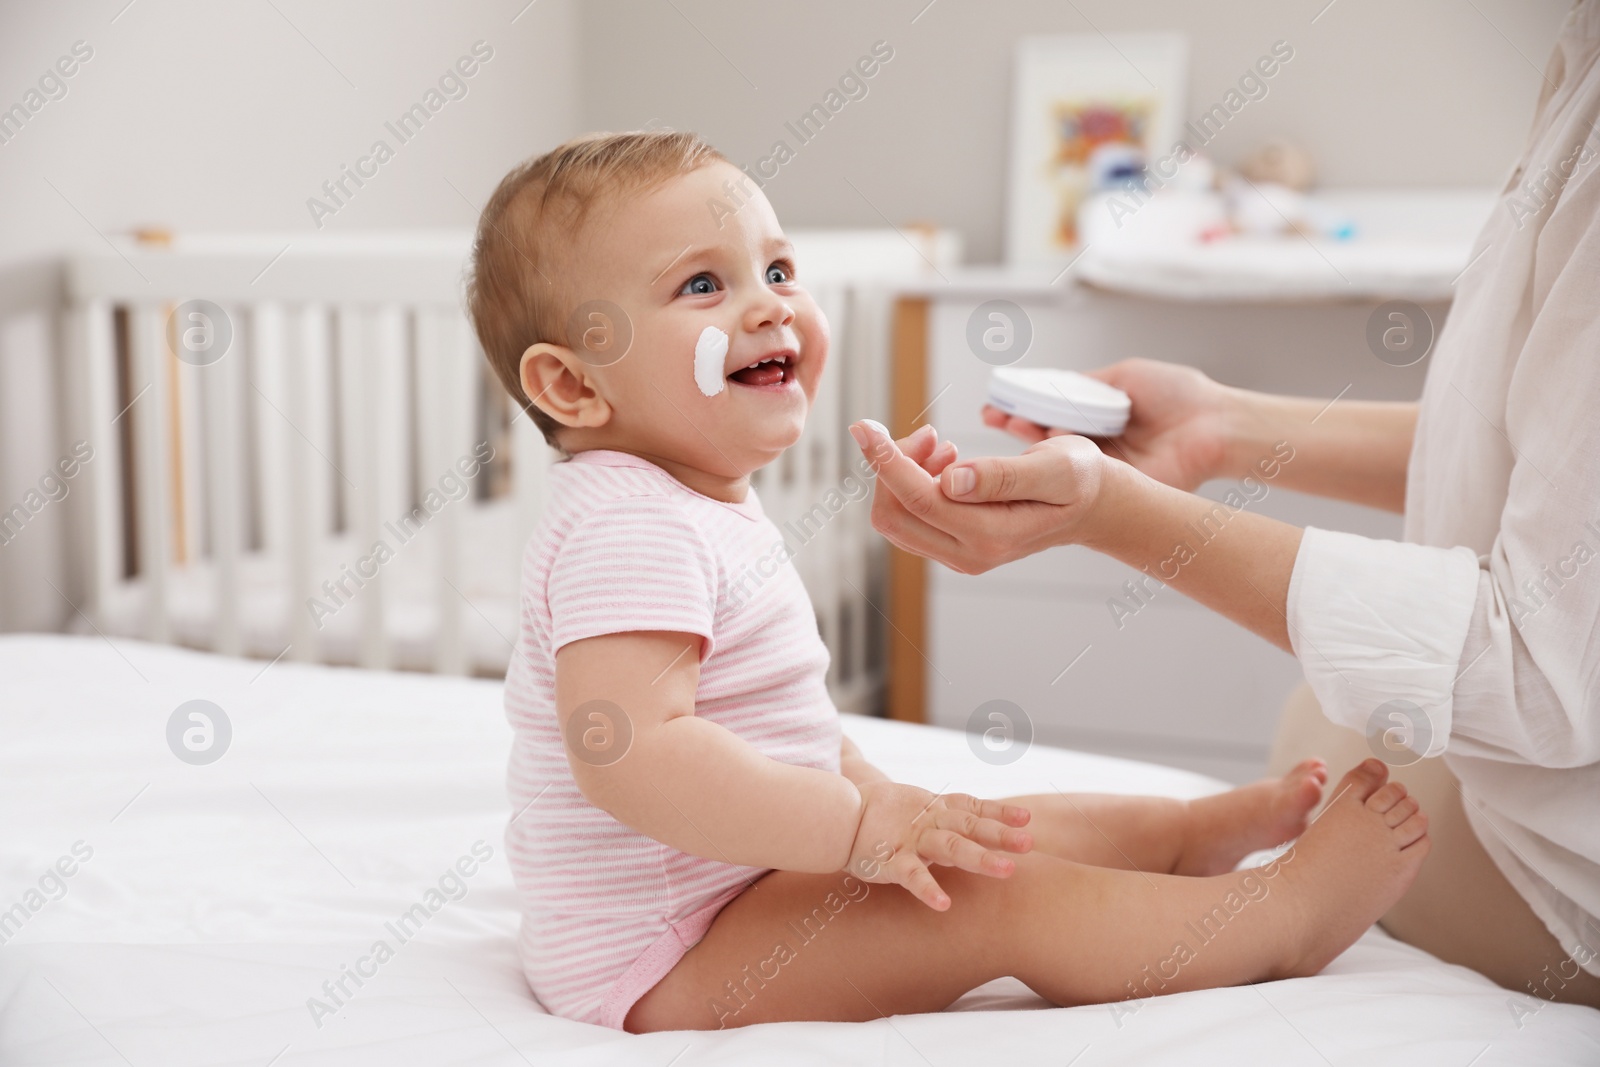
[897,423,938,465]
[1083,360,1134,389]
[940,436,1096,505]
[981,404,1050,443]
[922,439,959,477]
[856,424,967,551]
[857,424,948,518]
[868,488,968,568]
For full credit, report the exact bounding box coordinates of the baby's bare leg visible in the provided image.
[1007,758,1328,877]
[628,855,1292,1031]
[627,760,1427,1032]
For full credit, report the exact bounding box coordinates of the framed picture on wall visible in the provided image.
[1004,33,1188,267]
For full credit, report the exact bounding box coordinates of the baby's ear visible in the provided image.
[518,343,612,429]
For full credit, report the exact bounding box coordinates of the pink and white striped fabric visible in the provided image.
[503,449,843,1029]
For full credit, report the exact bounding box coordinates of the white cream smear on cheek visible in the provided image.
[693,326,729,397]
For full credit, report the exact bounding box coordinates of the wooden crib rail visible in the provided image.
[53,228,957,708]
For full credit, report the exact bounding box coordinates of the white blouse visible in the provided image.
[1288,0,1600,976]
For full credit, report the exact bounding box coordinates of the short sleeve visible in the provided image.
[546,496,720,659]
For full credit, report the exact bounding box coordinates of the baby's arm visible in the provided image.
[840,736,890,786]
[559,629,859,872]
[557,630,1031,907]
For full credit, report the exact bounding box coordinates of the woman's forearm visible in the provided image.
[1223,391,1417,513]
[1085,460,1305,653]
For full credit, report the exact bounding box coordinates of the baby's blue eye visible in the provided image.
[766,263,792,284]
[680,273,718,296]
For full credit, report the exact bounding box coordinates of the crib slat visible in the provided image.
[450,314,482,670]
[203,311,243,656]
[374,304,410,668]
[77,300,122,627]
[811,284,847,694]
[335,307,380,668]
[340,304,409,670]
[284,304,329,662]
[130,304,171,642]
[844,286,892,713]
[416,307,471,675]
[373,305,411,534]
[248,302,293,659]
[172,324,204,564]
[251,303,289,561]
[413,308,451,673]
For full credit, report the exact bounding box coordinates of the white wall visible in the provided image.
[0,0,581,629]
[1,1,1567,267]
[577,0,1571,263]
[0,0,580,261]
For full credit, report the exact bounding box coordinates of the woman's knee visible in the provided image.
[1267,682,1368,779]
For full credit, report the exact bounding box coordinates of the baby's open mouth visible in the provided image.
[728,351,795,387]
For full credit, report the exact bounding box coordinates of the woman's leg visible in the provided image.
[1268,682,1600,1008]
[626,760,1429,1031]
[1005,758,1327,876]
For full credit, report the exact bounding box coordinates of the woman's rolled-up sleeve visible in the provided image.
[1286,529,1481,759]
[1289,150,1600,768]
[1289,515,1600,768]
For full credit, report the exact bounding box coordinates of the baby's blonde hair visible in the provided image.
[465,130,727,447]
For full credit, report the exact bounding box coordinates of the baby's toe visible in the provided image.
[1334,758,1390,804]
[1288,773,1323,812]
[1366,780,1408,815]
[1394,808,1430,849]
[1288,758,1327,788]
[1384,795,1420,828]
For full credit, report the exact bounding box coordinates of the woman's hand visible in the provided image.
[850,420,1114,574]
[983,358,1241,492]
[846,781,1032,911]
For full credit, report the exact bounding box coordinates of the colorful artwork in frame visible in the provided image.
[1005,34,1188,266]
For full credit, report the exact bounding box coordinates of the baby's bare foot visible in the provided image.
[1175,758,1328,876]
[1267,758,1430,978]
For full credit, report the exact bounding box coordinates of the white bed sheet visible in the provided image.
[3,635,1597,1066]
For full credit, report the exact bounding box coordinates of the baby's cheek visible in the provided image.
[799,305,830,373]
[804,298,831,347]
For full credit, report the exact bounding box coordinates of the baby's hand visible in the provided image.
[846,781,1032,910]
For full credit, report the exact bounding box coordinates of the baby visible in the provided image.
[465,131,1431,1032]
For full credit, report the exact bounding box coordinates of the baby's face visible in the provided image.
[563,160,828,484]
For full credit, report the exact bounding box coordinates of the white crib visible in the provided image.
[30,227,957,714]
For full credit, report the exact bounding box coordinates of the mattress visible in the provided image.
[3,635,1597,1065]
